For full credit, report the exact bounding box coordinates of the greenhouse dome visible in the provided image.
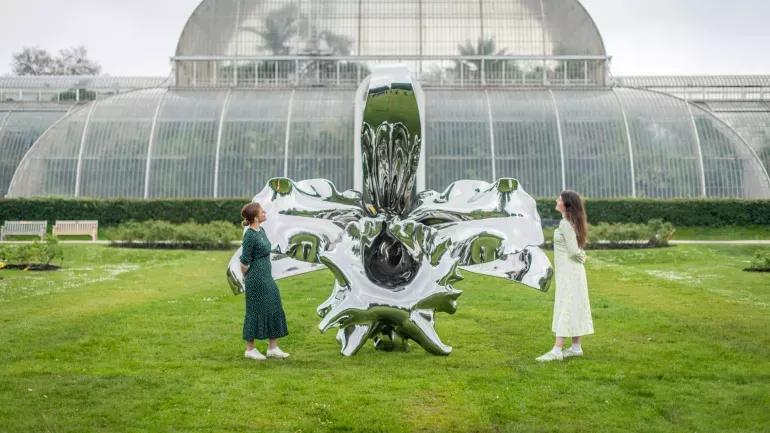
[5,0,770,199]
[176,0,605,58]
[172,0,610,88]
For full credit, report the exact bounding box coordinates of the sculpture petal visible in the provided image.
[461,247,555,292]
[227,177,365,289]
[408,178,553,290]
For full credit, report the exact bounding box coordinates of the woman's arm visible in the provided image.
[561,220,586,264]
[239,232,253,275]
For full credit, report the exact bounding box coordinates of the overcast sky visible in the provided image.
[0,0,767,77]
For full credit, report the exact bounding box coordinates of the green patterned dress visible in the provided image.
[240,227,289,341]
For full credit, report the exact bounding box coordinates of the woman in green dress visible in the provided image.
[240,202,290,360]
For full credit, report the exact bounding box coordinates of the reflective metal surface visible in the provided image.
[361,65,421,217]
[227,64,553,355]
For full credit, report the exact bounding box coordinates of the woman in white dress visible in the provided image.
[537,190,594,362]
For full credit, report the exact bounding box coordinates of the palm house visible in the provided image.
[3,0,770,199]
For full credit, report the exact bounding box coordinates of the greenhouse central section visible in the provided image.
[3,0,770,199]
[7,86,770,199]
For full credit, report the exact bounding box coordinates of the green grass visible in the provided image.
[670,226,770,241]
[1,245,769,432]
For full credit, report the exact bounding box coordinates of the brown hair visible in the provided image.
[241,202,262,227]
[561,190,588,248]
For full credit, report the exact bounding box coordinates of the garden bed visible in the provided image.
[106,221,241,251]
[0,237,63,271]
[1,264,61,271]
[742,249,770,272]
[111,241,237,250]
[541,241,673,250]
[542,219,676,250]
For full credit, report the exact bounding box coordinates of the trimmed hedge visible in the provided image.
[1,197,769,227]
[536,198,770,227]
[0,198,247,227]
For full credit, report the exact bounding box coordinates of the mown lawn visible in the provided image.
[0,245,768,432]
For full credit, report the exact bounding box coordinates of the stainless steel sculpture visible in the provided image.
[228,65,553,356]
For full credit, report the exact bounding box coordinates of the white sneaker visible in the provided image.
[563,347,583,358]
[244,349,266,360]
[536,350,563,362]
[266,347,290,359]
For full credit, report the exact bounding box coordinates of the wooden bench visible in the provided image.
[53,220,99,241]
[0,221,47,241]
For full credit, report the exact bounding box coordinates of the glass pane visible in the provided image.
[490,90,561,197]
[148,91,227,198]
[288,89,355,191]
[553,90,632,198]
[218,90,291,197]
[425,89,491,191]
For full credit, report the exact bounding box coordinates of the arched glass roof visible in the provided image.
[614,76,770,88]
[709,105,770,177]
[172,0,609,88]
[176,0,606,58]
[8,87,769,199]
[0,76,171,103]
[0,76,170,90]
[0,102,79,197]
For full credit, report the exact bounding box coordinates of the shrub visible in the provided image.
[586,219,674,248]
[105,220,242,250]
[0,236,63,267]
[541,220,675,249]
[747,249,770,271]
[542,227,555,243]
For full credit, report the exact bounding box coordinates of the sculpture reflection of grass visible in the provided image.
[362,89,420,140]
[361,82,421,217]
[286,233,320,262]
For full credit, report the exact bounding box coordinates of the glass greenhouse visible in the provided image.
[3,0,770,199]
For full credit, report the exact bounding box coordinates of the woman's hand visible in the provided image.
[571,250,587,264]
[240,263,249,276]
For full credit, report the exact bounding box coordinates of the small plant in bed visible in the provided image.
[0,236,63,271]
[105,221,242,250]
[744,249,770,273]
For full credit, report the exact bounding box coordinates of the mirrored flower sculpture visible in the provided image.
[228,65,553,356]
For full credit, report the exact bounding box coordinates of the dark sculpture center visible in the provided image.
[364,232,419,290]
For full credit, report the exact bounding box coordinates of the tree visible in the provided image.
[455,38,520,83]
[55,46,102,75]
[11,45,102,76]
[230,3,366,86]
[11,46,55,75]
[245,4,299,56]
[318,31,353,56]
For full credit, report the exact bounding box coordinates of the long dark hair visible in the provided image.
[241,202,262,227]
[561,190,588,248]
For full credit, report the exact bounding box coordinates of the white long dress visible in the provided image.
[552,219,594,337]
